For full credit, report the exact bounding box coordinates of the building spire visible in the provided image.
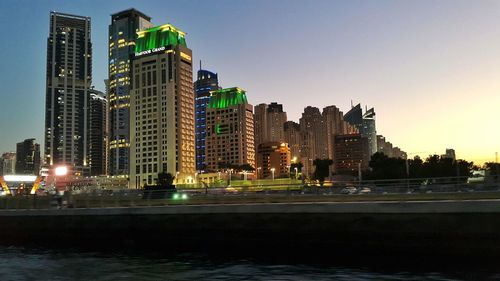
[199,60,202,71]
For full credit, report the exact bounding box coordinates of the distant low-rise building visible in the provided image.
[256,142,291,179]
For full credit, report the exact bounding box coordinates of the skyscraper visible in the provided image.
[256,142,291,179]
[15,139,41,175]
[205,87,255,171]
[89,89,107,176]
[44,12,92,173]
[299,106,324,176]
[254,102,287,148]
[108,9,153,176]
[283,121,301,161]
[194,67,220,171]
[1,152,16,175]
[344,103,377,157]
[130,23,195,188]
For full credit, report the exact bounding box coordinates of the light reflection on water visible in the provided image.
[0,247,496,281]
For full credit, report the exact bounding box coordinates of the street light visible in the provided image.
[176,171,180,184]
[243,170,247,181]
[256,167,261,180]
[294,167,298,180]
[228,169,233,186]
[271,168,275,181]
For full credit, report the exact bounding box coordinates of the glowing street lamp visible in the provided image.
[256,167,261,180]
[271,168,275,181]
[294,167,298,180]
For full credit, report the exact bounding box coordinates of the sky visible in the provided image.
[0,0,499,165]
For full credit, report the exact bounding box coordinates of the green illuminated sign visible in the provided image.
[135,24,187,56]
[207,87,248,109]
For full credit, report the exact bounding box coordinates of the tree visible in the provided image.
[313,159,333,186]
[157,172,175,188]
[368,152,406,180]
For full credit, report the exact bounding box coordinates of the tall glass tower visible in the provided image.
[194,68,220,171]
[108,9,152,176]
[44,12,92,173]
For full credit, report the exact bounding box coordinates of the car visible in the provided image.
[358,187,371,194]
[340,186,357,194]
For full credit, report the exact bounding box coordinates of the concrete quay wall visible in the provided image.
[1,200,500,256]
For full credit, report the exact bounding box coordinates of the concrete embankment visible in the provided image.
[1,200,500,256]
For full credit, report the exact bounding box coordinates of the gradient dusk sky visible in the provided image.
[0,0,499,164]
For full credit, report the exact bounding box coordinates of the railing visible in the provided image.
[0,176,499,210]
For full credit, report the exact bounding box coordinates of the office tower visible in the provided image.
[205,87,255,171]
[334,134,370,174]
[1,152,16,175]
[322,106,345,162]
[256,142,291,179]
[344,103,377,157]
[15,139,41,175]
[254,103,287,148]
[108,9,153,176]
[299,106,324,176]
[130,23,195,188]
[88,89,107,176]
[283,121,301,162]
[44,12,92,173]
[194,67,220,171]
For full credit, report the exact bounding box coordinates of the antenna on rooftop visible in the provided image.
[199,60,202,71]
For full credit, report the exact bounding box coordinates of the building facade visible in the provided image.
[205,87,255,171]
[334,134,370,174]
[15,139,41,175]
[130,24,195,188]
[254,102,287,148]
[44,12,92,173]
[89,89,107,176]
[256,142,291,179]
[108,9,153,176]
[344,103,377,157]
[194,68,220,171]
[1,152,16,175]
[283,121,301,161]
[299,106,325,176]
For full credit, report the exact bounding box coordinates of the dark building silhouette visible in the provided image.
[16,139,41,175]
[334,134,370,174]
[89,90,107,176]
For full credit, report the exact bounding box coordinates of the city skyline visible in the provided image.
[0,0,499,164]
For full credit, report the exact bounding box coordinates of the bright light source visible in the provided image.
[55,166,68,176]
[4,175,37,182]
[173,193,180,200]
[181,194,188,200]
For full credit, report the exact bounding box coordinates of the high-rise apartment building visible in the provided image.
[130,23,195,188]
[299,106,324,176]
[15,139,41,175]
[283,121,301,161]
[44,12,92,173]
[108,9,153,176]
[89,89,107,176]
[205,87,255,171]
[254,102,287,148]
[194,68,220,171]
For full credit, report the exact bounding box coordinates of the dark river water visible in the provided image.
[0,247,498,281]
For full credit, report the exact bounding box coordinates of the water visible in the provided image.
[0,247,498,281]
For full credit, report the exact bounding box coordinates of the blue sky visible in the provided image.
[0,0,499,163]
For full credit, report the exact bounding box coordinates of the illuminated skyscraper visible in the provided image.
[254,102,287,148]
[44,12,92,173]
[130,23,195,188]
[194,68,220,171]
[108,9,153,176]
[89,89,107,176]
[205,87,255,171]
